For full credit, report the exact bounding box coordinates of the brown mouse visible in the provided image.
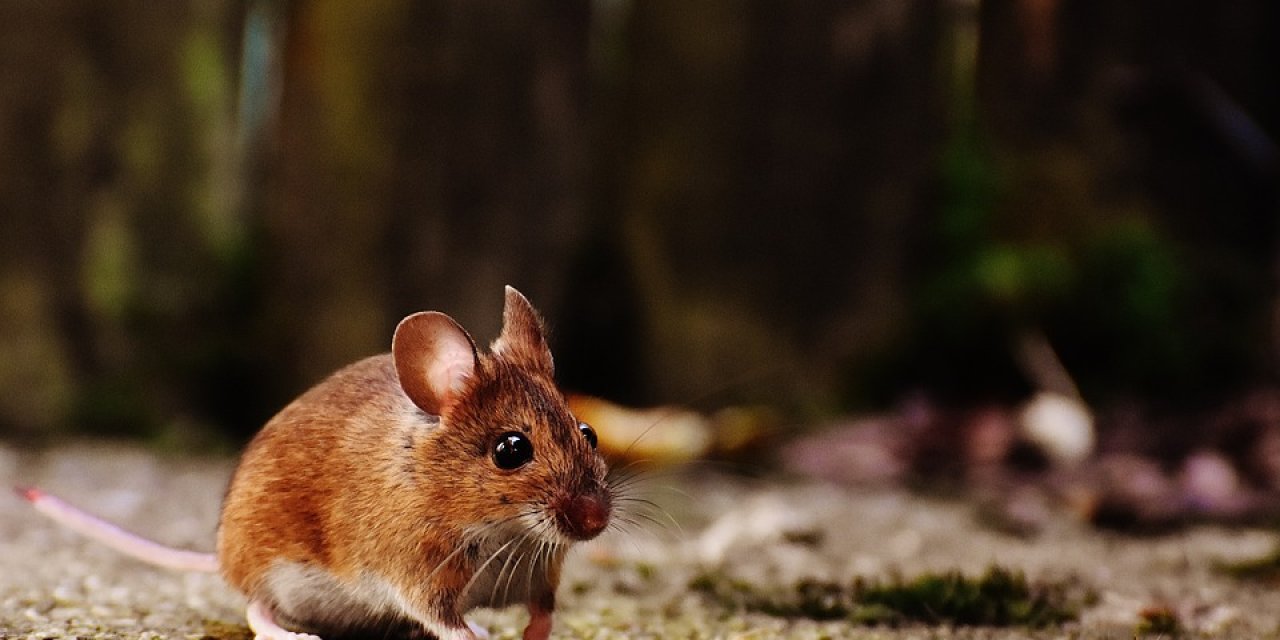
[21,286,613,640]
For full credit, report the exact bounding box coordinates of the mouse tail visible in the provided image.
[16,486,219,573]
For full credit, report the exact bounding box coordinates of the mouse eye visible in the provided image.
[578,422,598,449]
[493,432,533,470]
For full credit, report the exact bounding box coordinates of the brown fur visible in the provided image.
[216,288,610,638]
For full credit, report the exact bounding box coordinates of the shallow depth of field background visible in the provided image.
[0,0,1275,450]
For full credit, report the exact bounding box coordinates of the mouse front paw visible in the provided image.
[467,620,490,639]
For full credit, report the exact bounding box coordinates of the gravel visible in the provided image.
[3,442,1280,639]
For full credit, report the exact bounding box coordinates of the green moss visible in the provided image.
[691,565,1084,628]
[634,561,657,581]
[199,619,253,640]
[857,566,1080,627]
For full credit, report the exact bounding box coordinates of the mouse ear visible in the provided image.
[393,311,479,415]
[491,286,554,377]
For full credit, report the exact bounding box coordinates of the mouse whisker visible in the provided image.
[500,536,535,606]
[490,527,535,605]
[615,408,690,461]
[610,521,650,558]
[611,495,667,511]
[631,509,682,535]
[613,501,677,532]
[609,515,658,543]
[604,465,667,492]
[607,466,692,494]
[418,513,523,589]
[613,481,684,537]
[524,537,546,601]
[458,537,517,602]
[601,471,680,499]
[605,458,654,480]
[619,501,685,541]
[419,536,475,586]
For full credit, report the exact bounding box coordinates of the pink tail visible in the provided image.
[16,486,219,573]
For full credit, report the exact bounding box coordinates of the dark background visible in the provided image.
[0,0,1275,447]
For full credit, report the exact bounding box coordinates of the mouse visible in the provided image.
[20,286,613,640]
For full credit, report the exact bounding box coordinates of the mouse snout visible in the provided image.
[553,491,611,541]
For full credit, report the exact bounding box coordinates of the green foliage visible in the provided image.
[1058,220,1197,399]
[886,145,1224,405]
[690,566,1085,628]
[972,243,1074,310]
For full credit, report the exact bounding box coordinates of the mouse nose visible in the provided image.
[554,492,611,540]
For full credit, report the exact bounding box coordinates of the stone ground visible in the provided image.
[3,442,1280,639]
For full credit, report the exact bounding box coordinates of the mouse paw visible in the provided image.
[467,620,490,639]
[521,610,552,640]
[246,600,323,640]
[255,633,321,640]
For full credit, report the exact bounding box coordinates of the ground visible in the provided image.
[3,442,1280,639]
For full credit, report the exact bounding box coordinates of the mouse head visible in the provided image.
[392,286,611,544]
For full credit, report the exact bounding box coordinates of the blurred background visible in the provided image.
[0,0,1276,472]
